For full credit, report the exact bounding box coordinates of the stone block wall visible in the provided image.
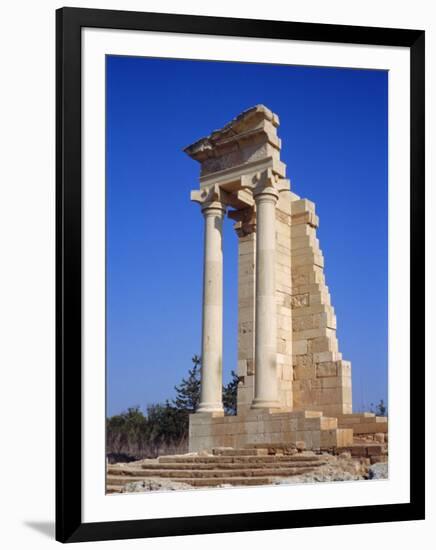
[290,196,352,416]
[236,231,256,412]
[336,413,388,434]
[235,192,353,416]
[275,194,294,408]
[189,409,353,453]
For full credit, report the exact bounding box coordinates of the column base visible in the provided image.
[251,398,281,410]
[196,403,224,414]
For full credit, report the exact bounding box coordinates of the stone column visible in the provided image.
[251,184,280,409]
[197,200,226,413]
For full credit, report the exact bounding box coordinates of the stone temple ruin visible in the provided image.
[184,105,387,454]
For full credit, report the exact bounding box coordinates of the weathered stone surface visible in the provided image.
[368,463,388,479]
[182,106,382,454]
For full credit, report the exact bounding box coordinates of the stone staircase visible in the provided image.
[106,447,328,493]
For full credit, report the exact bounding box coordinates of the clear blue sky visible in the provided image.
[106,55,388,417]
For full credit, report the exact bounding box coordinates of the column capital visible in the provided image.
[241,168,290,201]
[191,184,227,214]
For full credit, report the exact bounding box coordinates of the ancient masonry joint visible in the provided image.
[184,105,386,452]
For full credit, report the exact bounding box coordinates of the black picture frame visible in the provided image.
[56,6,425,543]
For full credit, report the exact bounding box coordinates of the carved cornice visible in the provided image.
[184,105,280,162]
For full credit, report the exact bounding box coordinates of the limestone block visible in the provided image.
[293,365,317,380]
[293,354,313,368]
[303,417,322,430]
[193,423,215,437]
[276,209,292,224]
[237,359,247,376]
[276,291,292,308]
[189,411,224,424]
[293,378,312,392]
[292,270,319,287]
[243,374,255,388]
[317,388,341,405]
[318,376,340,389]
[277,352,292,365]
[292,303,330,318]
[311,432,321,449]
[292,327,331,340]
[276,216,291,231]
[238,322,254,338]
[291,283,326,296]
[276,241,291,259]
[293,311,336,332]
[277,315,292,331]
[301,411,324,418]
[277,231,292,248]
[291,211,319,227]
[291,235,317,250]
[291,198,316,215]
[309,289,331,306]
[338,417,364,426]
[293,340,308,355]
[281,365,293,380]
[337,360,352,377]
[239,239,256,255]
[320,428,353,448]
[292,252,324,268]
[280,391,293,409]
[319,404,346,417]
[291,293,310,308]
[276,249,292,265]
[277,327,291,341]
[292,244,322,258]
[279,417,299,432]
[337,374,352,388]
[276,260,292,275]
[238,311,255,327]
[295,430,311,447]
[237,386,254,407]
[277,339,292,354]
[246,360,255,376]
[313,351,342,363]
[320,417,338,430]
[316,362,338,377]
[290,223,316,238]
[310,336,338,354]
[276,278,292,294]
[239,283,256,300]
[340,386,353,405]
[292,315,315,332]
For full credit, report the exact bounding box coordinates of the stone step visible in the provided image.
[131,460,326,471]
[106,485,123,494]
[108,466,316,479]
[109,475,277,489]
[172,477,274,487]
[212,448,268,456]
[158,454,321,464]
[336,443,387,458]
[107,476,152,486]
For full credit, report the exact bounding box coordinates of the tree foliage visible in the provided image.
[369,399,388,417]
[223,370,241,416]
[375,399,387,416]
[106,355,243,459]
[172,355,201,413]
